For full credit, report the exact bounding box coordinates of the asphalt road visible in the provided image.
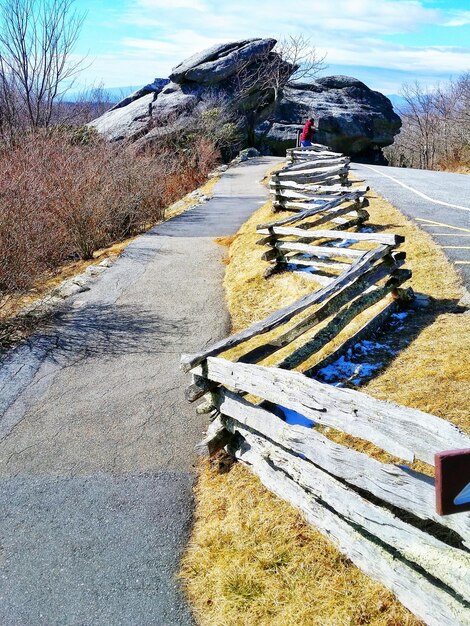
[352,163,470,291]
[0,157,280,626]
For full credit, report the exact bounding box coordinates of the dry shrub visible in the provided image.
[0,129,218,293]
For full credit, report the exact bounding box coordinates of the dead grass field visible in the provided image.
[181,178,470,625]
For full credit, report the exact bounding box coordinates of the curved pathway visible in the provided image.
[352,163,470,290]
[0,157,280,626]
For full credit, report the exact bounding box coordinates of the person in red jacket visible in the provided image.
[300,118,315,147]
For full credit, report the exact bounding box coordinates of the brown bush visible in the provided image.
[0,129,218,294]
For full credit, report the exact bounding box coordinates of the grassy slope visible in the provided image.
[181,183,469,626]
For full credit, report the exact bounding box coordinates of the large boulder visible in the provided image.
[89,38,278,142]
[256,77,401,161]
[169,38,276,84]
[89,40,400,161]
[90,93,154,142]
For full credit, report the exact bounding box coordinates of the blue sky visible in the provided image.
[73,0,470,95]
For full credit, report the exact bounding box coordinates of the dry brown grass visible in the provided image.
[221,200,318,332]
[181,180,469,626]
[183,458,421,626]
[0,129,219,295]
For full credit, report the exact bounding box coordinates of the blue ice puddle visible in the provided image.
[277,404,316,428]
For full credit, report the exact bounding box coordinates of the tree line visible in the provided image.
[384,74,470,172]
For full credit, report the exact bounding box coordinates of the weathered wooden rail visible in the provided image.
[182,360,470,624]
[181,143,470,625]
[265,145,390,288]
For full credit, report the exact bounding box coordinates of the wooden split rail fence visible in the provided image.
[181,144,470,625]
[266,143,377,284]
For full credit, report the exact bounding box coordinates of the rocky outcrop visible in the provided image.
[91,93,154,142]
[169,38,276,84]
[109,78,169,112]
[90,39,400,161]
[255,76,401,162]
[90,38,279,143]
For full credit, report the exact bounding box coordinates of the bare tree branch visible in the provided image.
[385,73,470,170]
[0,0,86,136]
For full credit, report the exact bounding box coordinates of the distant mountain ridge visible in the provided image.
[65,82,168,104]
[386,94,407,112]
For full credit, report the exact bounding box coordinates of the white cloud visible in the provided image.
[128,0,441,35]
[120,0,443,38]
[122,38,179,54]
[324,41,470,74]
[137,0,208,10]
[78,0,470,94]
[444,11,470,27]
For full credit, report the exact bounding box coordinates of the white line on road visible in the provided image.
[358,164,470,212]
[442,246,470,249]
[430,233,470,237]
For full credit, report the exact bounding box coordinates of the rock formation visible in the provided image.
[256,76,401,162]
[90,38,400,161]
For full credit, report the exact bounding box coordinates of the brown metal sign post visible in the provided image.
[435,449,470,515]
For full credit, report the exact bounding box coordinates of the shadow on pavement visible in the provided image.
[51,303,194,360]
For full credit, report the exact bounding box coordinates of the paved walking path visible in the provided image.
[0,157,280,626]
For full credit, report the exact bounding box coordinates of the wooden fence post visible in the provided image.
[272,172,283,212]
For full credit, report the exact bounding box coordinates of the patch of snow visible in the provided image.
[353,339,388,354]
[316,338,393,386]
[277,404,315,428]
[391,311,409,321]
[319,356,359,382]
[286,263,315,274]
[324,239,356,249]
[318,356,385,385]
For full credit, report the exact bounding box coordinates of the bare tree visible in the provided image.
[271,35,326,100]
[400,81,439,169]
[384,73,470,171]
[0,0,85,136]
[233,35,326,106]
[53,84,115,126]
[230,35,326,145]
